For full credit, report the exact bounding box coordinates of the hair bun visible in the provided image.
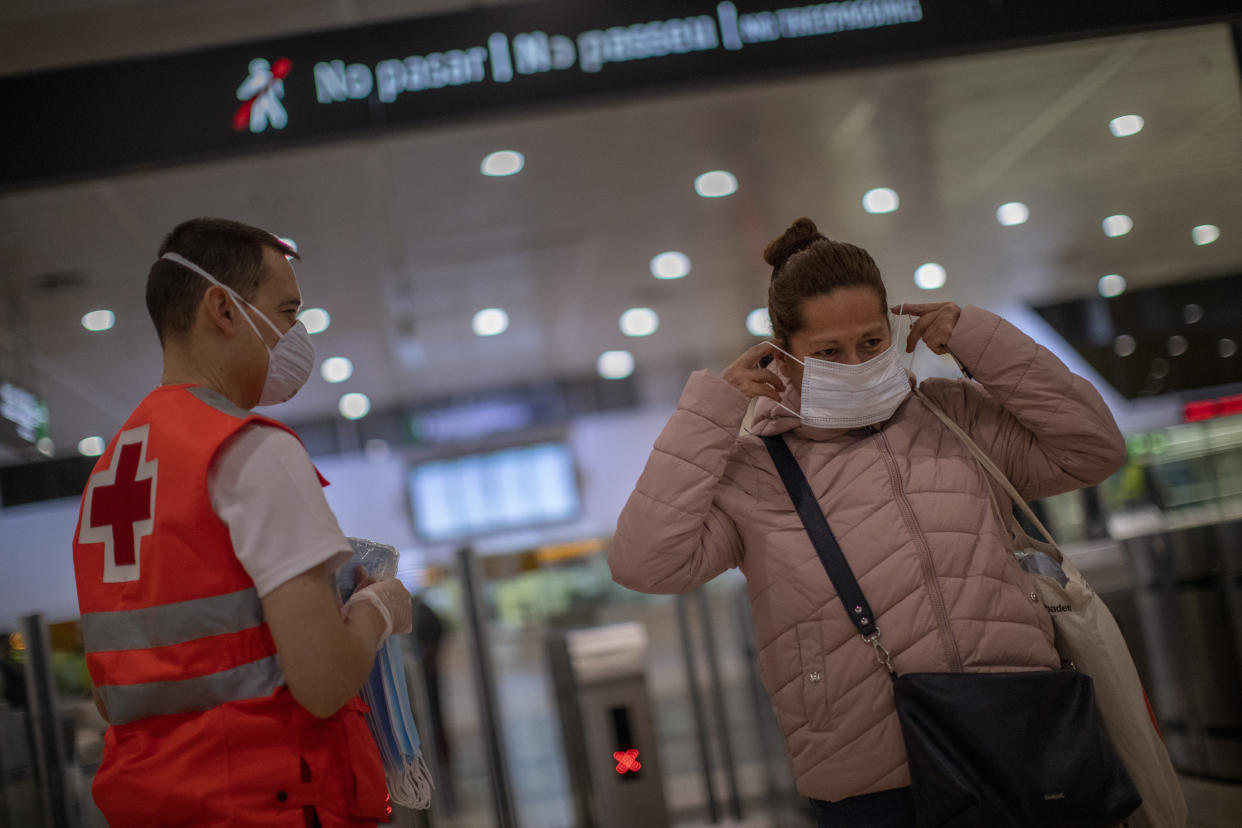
[763,217,825,271]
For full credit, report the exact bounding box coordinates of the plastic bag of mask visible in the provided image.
[338,538,434,810]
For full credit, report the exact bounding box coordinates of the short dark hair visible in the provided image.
[763,217,888,344]
[146,218,298,346]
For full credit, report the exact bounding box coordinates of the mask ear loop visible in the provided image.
[160,252,283,346]
[892,303,917,373]
[757,341,803,420]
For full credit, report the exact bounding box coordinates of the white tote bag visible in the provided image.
[918,391,1187,828]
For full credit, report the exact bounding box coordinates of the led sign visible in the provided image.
[0,382,50,450]
[1,0,1235,189]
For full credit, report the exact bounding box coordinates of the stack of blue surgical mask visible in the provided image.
[339,538,434,810]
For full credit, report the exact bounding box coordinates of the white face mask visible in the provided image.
[160,252,314,406]
[770,311,914,429]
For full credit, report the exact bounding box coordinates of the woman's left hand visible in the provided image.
[893,302,961,355]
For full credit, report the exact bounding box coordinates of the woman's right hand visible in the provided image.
[721,342,786,402]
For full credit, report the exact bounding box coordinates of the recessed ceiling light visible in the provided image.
[1220,338,1238,359]
[863,188,899,214]
[320,356,354,383]
[695,170,738,198]
[472,308,509,336]
[1098,274,1127,298]
[914,263,947,290]
[481,150,524,176]
[650,251,691,280]
[1102,215,1133,237]
[1183,304,1204,324]
[1109,115,1144,138]
[996,202,1029,226]
[364,438,391,463]
[78,436,105,456]
[339,392,371,420]
[1167,335,1188,357]
[35,436,54,457]
[1114,335,1136,357]
[620,308,659,337]
[746,308,772,337]
[597,350,635,380]
[298,308,330,334]
[1192,224,1220,246]
[1150,358,1170,379]
[81,309,116,332]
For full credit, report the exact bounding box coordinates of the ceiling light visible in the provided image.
[695,170,737,198]
[364,438,391,463]
[320,356,354,383]
[1097,274,1127,298]
[1109,115,1144,138]
[597,350,635,380]
[472,307,509,336]
[1114,335,1136,357]
[914,263,947,290]
[1220,338,1238,359]
[339,392,371,420]
[78,436,105,456]
[1150,358,1170,379]
[996,202,1029,226]
[481,150,524,176]
[298,308,330,334]
[1102,215,1133,237]
[1167,335,1188,357]
[1192,224,1220,246]
[746,308,772,337]
[1183,304,1204,324]
[81,309,116,332]
[863,187,899,214]
[650,251,691,280]
[620,308,659,337]
[35,437,54,457]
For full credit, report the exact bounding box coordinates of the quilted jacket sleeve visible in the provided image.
[920,305,1127,502]
[609,370,754,594]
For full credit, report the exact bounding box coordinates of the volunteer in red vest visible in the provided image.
[72,217,412,826]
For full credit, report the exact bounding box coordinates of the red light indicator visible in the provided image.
[1184,400,1220,422]
[613,748,641,774]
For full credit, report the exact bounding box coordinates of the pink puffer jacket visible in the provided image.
[609,305,1126,802]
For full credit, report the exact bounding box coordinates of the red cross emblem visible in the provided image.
[79,425,158,583]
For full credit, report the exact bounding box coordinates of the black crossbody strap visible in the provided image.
[759,434,878,639]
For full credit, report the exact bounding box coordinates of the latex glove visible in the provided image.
[344,578,413,646]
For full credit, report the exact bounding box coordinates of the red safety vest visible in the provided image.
[72,384,390,826]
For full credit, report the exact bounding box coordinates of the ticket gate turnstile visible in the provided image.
[546,623,670,828]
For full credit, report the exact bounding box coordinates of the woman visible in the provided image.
[608,218,1126,827]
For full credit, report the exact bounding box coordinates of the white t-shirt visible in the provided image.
[208,424,351,597]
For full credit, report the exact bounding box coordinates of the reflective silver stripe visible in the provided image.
[81,587,264,653]
[186,384,252,419]
[99,655,284,726]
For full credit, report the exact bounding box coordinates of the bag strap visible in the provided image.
[914,389,1061,551]
[760,434,895,673]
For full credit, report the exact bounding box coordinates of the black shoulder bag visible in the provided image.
[761,434,1140,828]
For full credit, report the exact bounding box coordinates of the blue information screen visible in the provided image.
[408,442,579,543]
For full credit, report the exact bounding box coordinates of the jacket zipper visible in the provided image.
[872,427,964,672]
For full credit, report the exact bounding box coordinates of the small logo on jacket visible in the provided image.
[1043,792,1066,801]
[79,424,159,583]
[1044,603,1072,614]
